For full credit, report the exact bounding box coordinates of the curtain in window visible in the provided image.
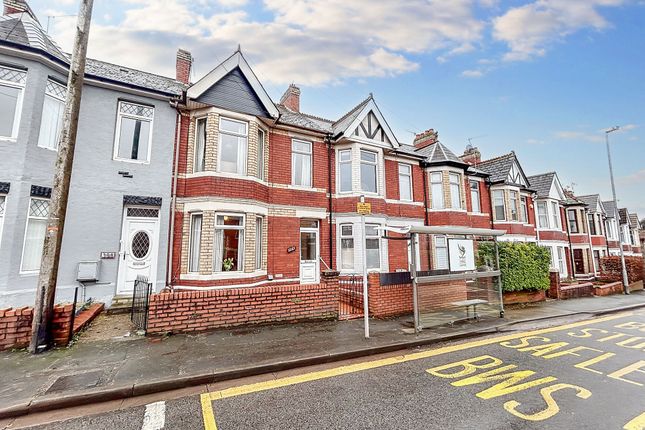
[189,215,202,272]
[38,95,64,150]
[22,218,47,272]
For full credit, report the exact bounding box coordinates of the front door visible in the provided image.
[573,249,585,274]
[117,207,160,294]
[300,220,319,284]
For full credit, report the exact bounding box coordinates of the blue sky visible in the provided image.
[33,0,645,216]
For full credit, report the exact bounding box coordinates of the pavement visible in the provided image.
[7,306,645,429]
[1,292,645,425]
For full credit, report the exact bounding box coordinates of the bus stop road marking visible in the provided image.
[200,312,632,429]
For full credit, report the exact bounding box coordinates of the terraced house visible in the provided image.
[577,194,609,273]
[0,1,182,307]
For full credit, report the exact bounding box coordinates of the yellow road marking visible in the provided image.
[625,412,645,430]
[201,313,631,429]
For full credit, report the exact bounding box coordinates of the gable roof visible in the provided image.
[186,50,278,118]
[1,11,185,96]
[475,152,530,188]
[332,95,400,148]
[527,172,556,198]
[577,194,604,214]
[603,201,618,218]
[416,141,467,167]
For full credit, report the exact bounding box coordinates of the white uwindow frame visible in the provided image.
[520,196,528,223]
[193,117,207,173]
[0,65,27,141]
[113,101,155,164]
[492,190,506,221]
[434,235,449,270]
[20,197,50,274]
[255,216,263,270]
[339,223,354,270]
[537,201,549,229]
[292,139,312,187]
[509,190,519,222]
[365,223,381,270]
[470,180,480,213]
[449,172,462,209]
[551,201,561,230]
[557,246,566,275]
[37,79,66,151]
[213,213,245,273]
[338,149,352,194]
[430,172,444,209]
[359,149,378,194]
[217,116,248,175]
[257,128,266,180]
[188,212,203,273]
[398,163,413,202]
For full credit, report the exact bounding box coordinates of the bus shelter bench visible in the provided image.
[451,299,489,320]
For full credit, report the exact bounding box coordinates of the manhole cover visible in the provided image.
[46,370,105,394]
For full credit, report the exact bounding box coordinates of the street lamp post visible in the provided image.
[605,126,630,294]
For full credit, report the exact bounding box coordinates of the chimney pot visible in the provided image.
[176,49,192,85]
[460,145,481,165]
[280,84,301,112]
[4,0,39,22]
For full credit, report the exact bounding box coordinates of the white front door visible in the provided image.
[117,207,160,294]
[300,221,319,283]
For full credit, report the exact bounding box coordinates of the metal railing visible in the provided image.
[131,275,152,331]
[338,275,364,319]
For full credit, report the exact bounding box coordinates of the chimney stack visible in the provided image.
[280,84,300,112]
[413,129,439,150]
[3,0,39,22]
[176,49,192,85]
[460,145,481,165]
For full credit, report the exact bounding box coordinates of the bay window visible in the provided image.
[431,172,444,209]
[194,117,207,172]
[114,101,154,162]
[449,173,461,209]
[292,139,312,187]
[551,202,561,229]
[509,191,519,221]
[537,202,549,228]
[38,79,66,150]
[338,149,352,193]
[340,224,354,270]
[493,190,506,221]
[568,210,579,233]
[0,66,26,140]
[520,196,529,223]
[360,150,378,193]
[588,213,597,235]
[434,236,448,270]
[255,217,263,270]
[218,117,248,174]
[257,129,265,179]
[365,224,381,270]
[21,198,49,273]
[398,163,412,201]
[188,213,202,273]
[470,181,480,213]
[557,247,566,275]
[214,214,244,272]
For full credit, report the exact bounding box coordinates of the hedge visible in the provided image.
[598,256,644,284]
[478,242,551,292]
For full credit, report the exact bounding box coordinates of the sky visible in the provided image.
[30,0,645,217]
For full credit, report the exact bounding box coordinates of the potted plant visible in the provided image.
[222,258,235,271]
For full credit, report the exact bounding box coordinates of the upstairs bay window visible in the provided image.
[509,191,519,221]
[21,198,49,273]
[431,172,444,209]
[214,214,244,272]
[493,190,506,221]
[0,66,26,140]
[470,181,480,213]
[257,129,265,180]
[188,213,202,273]
[255,217,263,270]
[398,163,412,201]
[449,173,461,209]
[292,139,312,187]
[588,214,597,235]
[38,79,66,151]
[194,117,207,172]
[114,101,154,163]
[338,149,352,193]
[340,224,354,270]
[551,202,561,229]
[537,202,548,228]
[568,210,579,233]
[219,117,247,174]
[360,150,378,193]
[520,196,529,223]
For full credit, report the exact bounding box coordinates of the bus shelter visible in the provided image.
[404,225,507,333]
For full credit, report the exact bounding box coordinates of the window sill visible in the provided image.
[37,145,58,152]
[181,270,267,281]
[428,208,467,213]
[114,157,150,165]
[0,137,17,143]
[19,271,39,277]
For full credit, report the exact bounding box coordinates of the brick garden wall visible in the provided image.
[598,256,644,284]
[147,275,340,335]
[0,304,74,351]
[367,273,413,317]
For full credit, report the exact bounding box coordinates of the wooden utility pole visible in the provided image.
[29,0,94,354]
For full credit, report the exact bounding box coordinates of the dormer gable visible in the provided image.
[186,50,278,119]
[333,96,399,148]
[507,159,529,188]
[548,173,566,201]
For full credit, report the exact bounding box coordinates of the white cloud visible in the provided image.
[50,0,486,86]
[493,0,624,61]
[554,130,605,143]
[461,69,484,78]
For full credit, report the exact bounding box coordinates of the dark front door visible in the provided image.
[573,249,585,274]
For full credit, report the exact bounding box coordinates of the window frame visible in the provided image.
[291,139,313,187]
[449,172,462,209]
[0,194,7,249]
[364,223,381,270]
[188,212,203,273]
[257,128,266,180]
[359,149,379,194]
[430,172,444,209]
[551,202,561,229]
[493,190,506,221]
[213,213,245,273]
[113,100,155,164]
[20,197,50,274]
[470,180,481,213]
[520,196,529,223]
[434,235,449,270]
[537,201,549,229]
[0,66,27,141]
[338,149,353,194]
[557,247,566,275]
[255,216,263,270]
[193,117,207,173]
[588,213,597,236]
[509,190,519,221]
[568,210,579,233]
[37,79,66,151]
[398,163,413,202]
[339,223,355,271]
[217,116,248,175]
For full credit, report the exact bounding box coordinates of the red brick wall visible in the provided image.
[367,273,413,317]
[417,280,468,311]
[147,280,339,334]
[0,304,74,351]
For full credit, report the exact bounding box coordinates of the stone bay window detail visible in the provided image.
[218,117,248,175]
[427,170,464,210]
[493,190,505,221]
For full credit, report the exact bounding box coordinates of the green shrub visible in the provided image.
[478,242,551,292]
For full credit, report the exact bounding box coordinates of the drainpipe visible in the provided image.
[326,133,334,269]
[166,103,182,287]
[585,208,598,276]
